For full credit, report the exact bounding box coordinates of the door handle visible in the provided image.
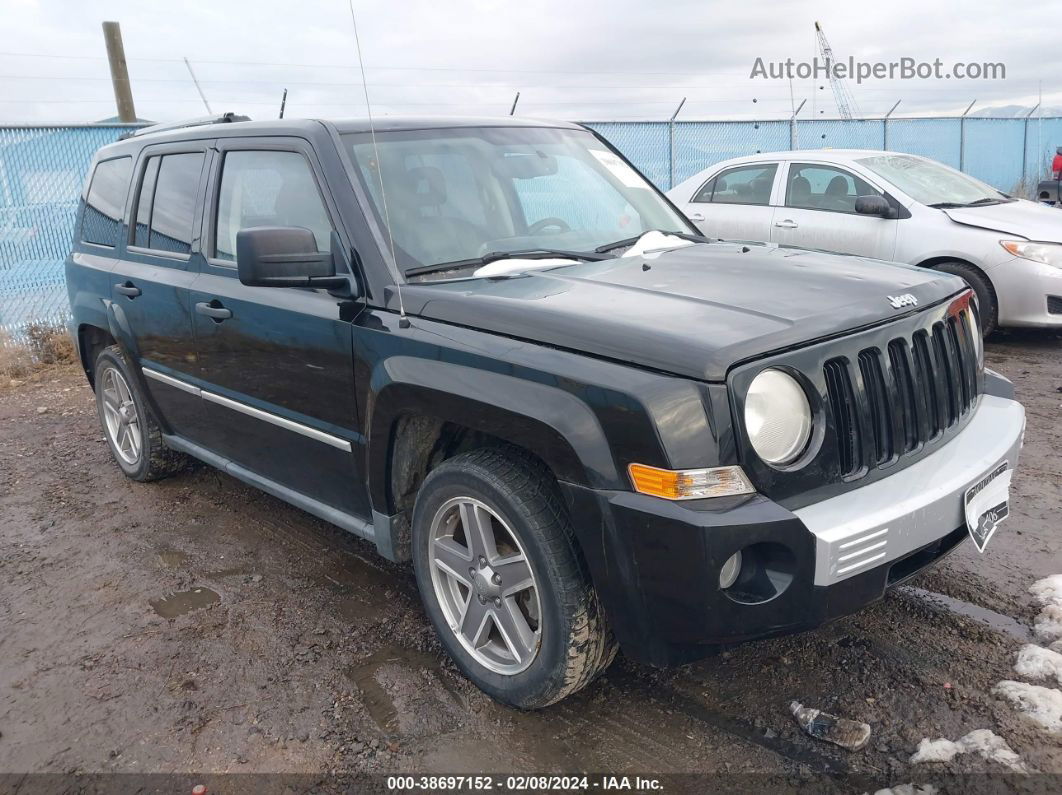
[114,282,141,298]
[688,212,706,222]
[774,220,799,229]
[195,301,232,321]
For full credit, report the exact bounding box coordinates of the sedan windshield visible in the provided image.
[856,153,1009,207]
[342,126,692,280]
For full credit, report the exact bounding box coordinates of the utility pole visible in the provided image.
[101,21,136,122]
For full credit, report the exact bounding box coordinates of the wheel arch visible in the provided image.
[366,360,621,561]
[76,323,118,387]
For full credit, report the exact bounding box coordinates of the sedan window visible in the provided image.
[693,164,777,206]
[785,163,880,214]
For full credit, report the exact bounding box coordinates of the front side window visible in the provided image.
[785,163,880,214]
[214,150,333,262]
[693,164,777,206]
[857,153,1008,207]
[81,156,131,247]
[131,152,204,255]
[342,126,690,280]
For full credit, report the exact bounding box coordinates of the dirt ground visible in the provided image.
[1,330,1060,792]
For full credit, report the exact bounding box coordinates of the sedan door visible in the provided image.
[677,162,779,242]
[770,162,899,260]
[190,138,369,518]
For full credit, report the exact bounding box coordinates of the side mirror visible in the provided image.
[236,227,347,288]
[855,195,893,218]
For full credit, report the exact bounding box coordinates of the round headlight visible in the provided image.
[744,369,812,465]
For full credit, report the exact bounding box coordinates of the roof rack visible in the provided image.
[120,111,251,140]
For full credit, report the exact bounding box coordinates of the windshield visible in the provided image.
[856,153,1008,207]
[342,126,691,280]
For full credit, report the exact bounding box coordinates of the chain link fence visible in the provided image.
[3,116,1062,336]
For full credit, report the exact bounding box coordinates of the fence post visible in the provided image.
[1022,103,1040,188]
[790,99,806,150]
[959,100,976,171]
[883,101,901,150]
[668,98,685,189]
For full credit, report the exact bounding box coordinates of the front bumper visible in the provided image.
[564,394,1025,666]
[991,256,1062,327]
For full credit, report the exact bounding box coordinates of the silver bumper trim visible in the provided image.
[795,394,1025,586]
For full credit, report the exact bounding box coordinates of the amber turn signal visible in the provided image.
[628,463,756,500]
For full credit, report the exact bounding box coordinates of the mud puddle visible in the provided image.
[345,645,464,736]
[897,585,1035,642]
[149,587,221,618]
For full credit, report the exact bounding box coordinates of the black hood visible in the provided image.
[399,242,965,381]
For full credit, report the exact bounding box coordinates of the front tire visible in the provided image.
[931,261,998,336]
[411,448,616,708]
[94,345,187,482]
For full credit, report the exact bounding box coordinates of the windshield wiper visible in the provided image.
[594,230,712,254]
[929,196,1013,209]
[405,248,610,279]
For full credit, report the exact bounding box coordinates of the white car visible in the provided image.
[667,150,1062,333]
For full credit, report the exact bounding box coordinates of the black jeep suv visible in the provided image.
[67,114,1024,708]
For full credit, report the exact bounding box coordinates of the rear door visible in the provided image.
[190,137,368,517]
[770,161,899,260]
[678,162,779,242]
[111,143,209,436]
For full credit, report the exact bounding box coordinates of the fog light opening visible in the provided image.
[719,551,743,589]
[721,542,796,605]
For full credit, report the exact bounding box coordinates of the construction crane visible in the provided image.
[814,21,859,120]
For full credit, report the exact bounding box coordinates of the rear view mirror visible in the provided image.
[493,153,559,179]
[855,195,893,218]
[236,227,346,288]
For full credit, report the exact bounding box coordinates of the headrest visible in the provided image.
[790,175,811,197]
[825,175,850,196]
[404,166,446,207]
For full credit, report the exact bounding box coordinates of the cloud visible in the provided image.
[2,0,1060,123]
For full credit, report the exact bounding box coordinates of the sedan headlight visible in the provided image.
[1000,240,1062,269]
[744,369,812,466]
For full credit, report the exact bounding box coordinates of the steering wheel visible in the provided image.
[528,217,571,235]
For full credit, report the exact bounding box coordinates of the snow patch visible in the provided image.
[1033,604,1062,642]
[993,680,1062,732]
[1015,644,1062,685]
[910,729,1026,772]
[869,785,937,795]
[1030,575,1062,606]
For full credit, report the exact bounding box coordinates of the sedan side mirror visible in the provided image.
[236,226,347,289]
[855,195,893,218]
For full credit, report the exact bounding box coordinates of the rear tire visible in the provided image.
[411,448,616,709]
[930,261,997,336]
[94,345,188,482]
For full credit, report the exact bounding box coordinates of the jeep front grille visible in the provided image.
[823,310,980,479]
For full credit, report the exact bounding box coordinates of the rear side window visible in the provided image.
[81,156,131,247]
[693,164,777,206]
[214,150,332,261]
[132,152,204,255]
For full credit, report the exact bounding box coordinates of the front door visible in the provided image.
[111,144,209,437]
[190,138,368,517]
[770,162,899,260]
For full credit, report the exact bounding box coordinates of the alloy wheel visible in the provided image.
[100,367,142,465]
[428,496,541,674]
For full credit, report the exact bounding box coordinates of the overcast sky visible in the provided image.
[2,0,1060,124]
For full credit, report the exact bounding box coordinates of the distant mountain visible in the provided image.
[969,105,1062,118]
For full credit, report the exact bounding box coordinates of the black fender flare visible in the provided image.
[365,357,622,513]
